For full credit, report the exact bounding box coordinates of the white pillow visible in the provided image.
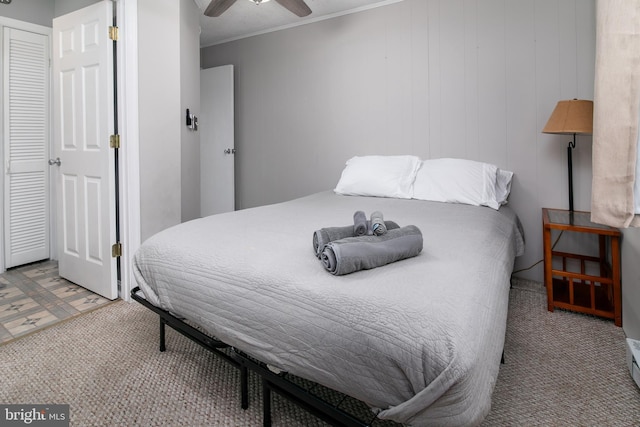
[334,155,421,199]
[412,158,500,210]
[496,169,514,205]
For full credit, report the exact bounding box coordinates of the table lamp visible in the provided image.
[542,99,594,212]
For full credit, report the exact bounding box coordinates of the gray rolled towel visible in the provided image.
[370,211,387,236]
[353,210,367,236]
[320,225,423,276]
[313,225,353,257]
[313,221,400,257]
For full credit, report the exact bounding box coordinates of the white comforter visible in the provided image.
[133,191,524,426]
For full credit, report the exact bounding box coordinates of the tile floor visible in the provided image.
[0,260,113,344]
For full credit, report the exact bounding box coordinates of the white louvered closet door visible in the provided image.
[3,28,50,268]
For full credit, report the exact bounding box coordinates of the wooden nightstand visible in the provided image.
[542,208,622,326]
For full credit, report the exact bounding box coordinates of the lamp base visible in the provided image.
[567,133,576,212]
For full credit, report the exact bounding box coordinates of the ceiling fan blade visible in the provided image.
[204,0,238,17]
[274,0,312,17]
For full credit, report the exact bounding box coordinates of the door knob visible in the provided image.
[48,157,61,166]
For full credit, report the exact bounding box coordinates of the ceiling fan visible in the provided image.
[204,0,312,18]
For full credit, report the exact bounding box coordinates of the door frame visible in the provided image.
[117,0,141,301]
[0,17,53,274]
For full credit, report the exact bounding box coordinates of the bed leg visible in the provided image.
[263,379,272,427]
[159,318,166,352]
[241,366,249,410]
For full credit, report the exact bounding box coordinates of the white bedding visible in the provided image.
[133,191,524,426]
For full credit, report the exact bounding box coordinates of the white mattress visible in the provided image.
[133,191,524,426]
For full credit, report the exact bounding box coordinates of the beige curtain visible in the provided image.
[591,0,640,228]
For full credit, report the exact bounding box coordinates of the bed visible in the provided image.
[132,158,525,426]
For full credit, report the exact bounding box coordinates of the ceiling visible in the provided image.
[194,0,401,47]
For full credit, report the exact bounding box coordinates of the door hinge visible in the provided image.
[108,26,119,41]
[110,134,120,149]
[111,242,122,258]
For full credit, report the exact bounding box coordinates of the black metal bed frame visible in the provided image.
[131,287,380,427]
[131,287,249,409]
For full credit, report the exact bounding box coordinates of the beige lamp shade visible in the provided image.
[542,99,593,135]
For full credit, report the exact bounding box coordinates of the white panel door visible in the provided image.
[52,1,117,300]
[200,65,234,216]
[3,28,50,268]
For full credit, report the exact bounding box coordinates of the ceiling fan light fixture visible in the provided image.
[205,0,310,17]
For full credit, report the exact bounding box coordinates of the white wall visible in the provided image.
[200,0,596,283]
[622,115,640,340]
[138,0,182,242]
[0,0,102,30]
[54,0,99,17]
[622,106,640,340]
[0,0,53,26]
[622,229,640,339]
[180,0,201,223]
[137,0,201,242]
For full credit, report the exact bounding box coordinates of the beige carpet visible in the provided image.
[1,279,639,426]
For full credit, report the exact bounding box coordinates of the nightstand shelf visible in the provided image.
[542,208,622,326]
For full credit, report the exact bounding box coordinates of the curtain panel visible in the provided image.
[591,0,640,228]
